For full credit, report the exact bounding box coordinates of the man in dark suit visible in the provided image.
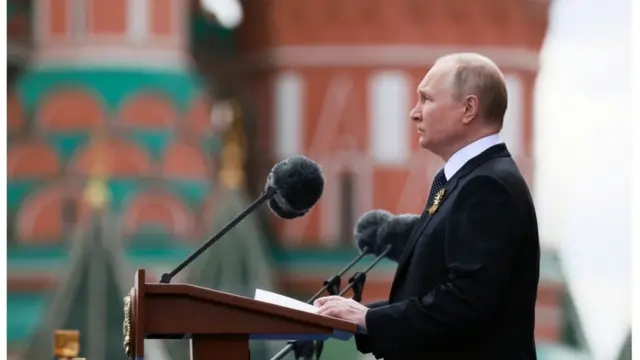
[314,53,540,359]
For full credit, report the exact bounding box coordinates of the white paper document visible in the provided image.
[254,289,319,314]
[252,289,353,341]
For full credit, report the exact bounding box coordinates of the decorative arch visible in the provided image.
[122,189,194,239]
[8,140,60,178]
[70,138,151,177]
[7,91,24,134]
[16,182,88,244]
[185,93,213,136]
[119,92,177,128]
[37,88,106,131]
[161,139,209,179]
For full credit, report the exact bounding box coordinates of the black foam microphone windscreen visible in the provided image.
[353,209,393,254]
[159,155,324,284]
[265,156,325,219]
[375,214,421,261]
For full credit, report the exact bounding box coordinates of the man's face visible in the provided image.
[410,62,463,152]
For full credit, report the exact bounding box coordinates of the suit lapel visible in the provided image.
[389,178,461,295]
[392,211,428,273]
[389,144,511,299]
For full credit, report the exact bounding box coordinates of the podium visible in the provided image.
[123,269,358,360]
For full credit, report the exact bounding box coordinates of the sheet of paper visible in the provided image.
[254,289,318,314]
[252,289,354,342]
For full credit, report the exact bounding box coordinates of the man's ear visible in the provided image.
[462,95,479,124]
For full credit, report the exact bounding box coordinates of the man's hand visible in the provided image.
[314,296,369,330]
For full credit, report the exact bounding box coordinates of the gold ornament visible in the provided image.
[54,329,80,359]
[214,100,247,189]
[427,188,446,215]
[123,289,134,360]
[83,134,110,209]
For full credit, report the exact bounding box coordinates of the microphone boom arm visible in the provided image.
[159,186,277,284]
[342,244,391,299]
[312,248,370,299]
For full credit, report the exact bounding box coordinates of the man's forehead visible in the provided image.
[418,62,454,91]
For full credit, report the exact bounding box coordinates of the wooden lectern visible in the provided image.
[123,269,358,360]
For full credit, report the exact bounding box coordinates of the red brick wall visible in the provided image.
[237,0,549,244]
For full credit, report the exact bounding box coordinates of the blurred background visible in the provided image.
[5,0,632,359]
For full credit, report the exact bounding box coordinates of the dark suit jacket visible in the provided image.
[355,144,540,360]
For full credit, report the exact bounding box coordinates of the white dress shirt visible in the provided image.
[443,134,503,180]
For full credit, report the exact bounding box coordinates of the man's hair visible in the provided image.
[440,53,508,127]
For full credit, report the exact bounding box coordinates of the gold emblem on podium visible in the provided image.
[427,188,446,215]
[54,329,80,359]
[123,288,135,360]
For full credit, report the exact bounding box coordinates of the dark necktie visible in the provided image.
[425,169,447,212]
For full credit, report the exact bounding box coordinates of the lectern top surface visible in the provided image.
[144,283,359,334]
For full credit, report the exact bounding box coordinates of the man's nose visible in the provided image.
[409,107,421,122]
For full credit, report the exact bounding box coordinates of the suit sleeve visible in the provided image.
[364,176,522,358]
[354,300,389,355]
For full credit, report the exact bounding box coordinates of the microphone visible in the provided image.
[308,209,393,299]
[310,238,395,360]
[266,156,325,219]
[271,210,392,360]
[374,214,421,262]
[354,209,393,253]
[159,155,325,284]
[277,212,419,360]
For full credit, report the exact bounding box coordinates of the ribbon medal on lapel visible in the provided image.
[427,188,446,215]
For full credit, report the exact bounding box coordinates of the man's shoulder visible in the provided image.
[468,156,525,183]
[458,157,531,198]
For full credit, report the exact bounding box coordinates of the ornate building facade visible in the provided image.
[7,1,223,359]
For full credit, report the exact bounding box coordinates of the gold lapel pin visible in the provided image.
[427,188,446,215]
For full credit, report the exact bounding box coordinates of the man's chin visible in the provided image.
[418,137,429,149]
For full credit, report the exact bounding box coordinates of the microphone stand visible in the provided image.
[271,247,375,360]
[272,245,391,360]
[159,186,277,284]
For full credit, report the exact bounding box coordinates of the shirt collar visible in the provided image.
[443,133,502,180]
